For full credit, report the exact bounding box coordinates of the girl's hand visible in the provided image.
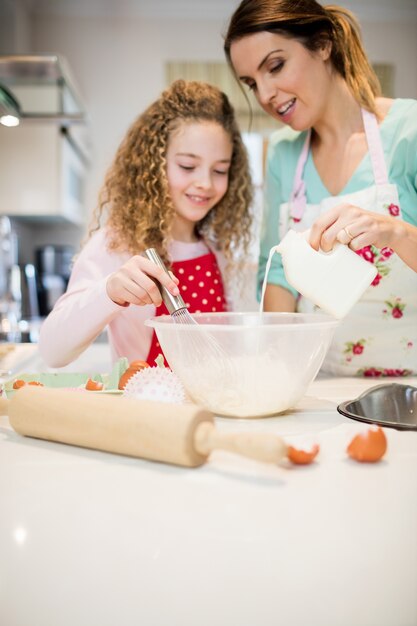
[106,255,179,307]
[309,204,404,253]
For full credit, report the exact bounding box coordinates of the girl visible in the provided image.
[39,80,253,367]
[224,0,417,376]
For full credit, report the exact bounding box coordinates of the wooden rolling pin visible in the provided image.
[0,386,288,467]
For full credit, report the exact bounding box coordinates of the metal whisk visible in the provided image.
[144,246,225,358]
[144,248,197,324]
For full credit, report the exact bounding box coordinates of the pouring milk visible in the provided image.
[260,229,377,319]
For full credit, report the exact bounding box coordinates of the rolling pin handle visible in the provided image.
[194,421,288,465]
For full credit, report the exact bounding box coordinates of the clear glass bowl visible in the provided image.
[146,312,338,418]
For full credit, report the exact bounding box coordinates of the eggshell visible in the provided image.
[85,378,104,391]
[288,443,320,465]
[347,426,387,462]
[12,379,27,389]
[118,360,150,390]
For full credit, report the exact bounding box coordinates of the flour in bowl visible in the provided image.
[174,353,300,418]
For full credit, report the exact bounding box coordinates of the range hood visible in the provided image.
[0,54,86,127]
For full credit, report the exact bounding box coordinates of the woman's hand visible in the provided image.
[309,204,404,253]
[106,255,179,307]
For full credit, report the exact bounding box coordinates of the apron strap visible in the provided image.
[361,108,389,186]
[289,130,311,219]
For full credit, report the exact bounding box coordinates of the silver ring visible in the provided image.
[344,226,354,240]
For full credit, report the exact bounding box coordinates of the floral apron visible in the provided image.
[278,109,417,376]
[147,250,227,366]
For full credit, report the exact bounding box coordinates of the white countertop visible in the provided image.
[1,344,416,626]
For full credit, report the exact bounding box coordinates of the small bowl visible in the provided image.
[337,383,417,430]
[146,312,338,418]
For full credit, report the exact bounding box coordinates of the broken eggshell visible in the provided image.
[347,426,387,463]
[285,437,320,465]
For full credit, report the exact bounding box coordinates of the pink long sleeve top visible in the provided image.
[38,229,226,367]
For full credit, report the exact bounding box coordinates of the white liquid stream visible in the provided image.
[259,245,279,314]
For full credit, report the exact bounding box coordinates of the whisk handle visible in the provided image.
[194,422,288,465]
[144,248,187,314]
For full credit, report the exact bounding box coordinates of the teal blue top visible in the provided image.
[258,98,417,298]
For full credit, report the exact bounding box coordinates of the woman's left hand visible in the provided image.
[309,203,403,253]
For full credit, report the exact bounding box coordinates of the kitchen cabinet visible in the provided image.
[0,123,87,224]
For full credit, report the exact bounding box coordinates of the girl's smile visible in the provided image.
[186,193,212,206]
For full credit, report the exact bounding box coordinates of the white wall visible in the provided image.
[362,20,417,99]
[31,10,417,231]
[32,15,231,223]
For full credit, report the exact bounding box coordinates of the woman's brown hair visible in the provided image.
[224,0,381,115]
[90,79,253,268]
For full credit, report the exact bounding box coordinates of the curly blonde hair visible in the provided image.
[89,79,253,269]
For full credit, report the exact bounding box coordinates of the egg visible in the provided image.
[12,379,44,389]
[12,379,27,389]
[287,442,320,465]
[347,426,387,462]
[118,360,150,390]
[85,378,104,391]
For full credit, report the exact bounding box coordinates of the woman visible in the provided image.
[225,0,417,376]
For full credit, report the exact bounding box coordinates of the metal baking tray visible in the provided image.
[337,383,417,431]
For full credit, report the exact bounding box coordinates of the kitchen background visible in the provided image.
[0,0,417,335]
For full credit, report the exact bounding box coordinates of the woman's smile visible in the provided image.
[276,97,297,122]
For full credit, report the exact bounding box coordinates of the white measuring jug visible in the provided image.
[260,229,378,319]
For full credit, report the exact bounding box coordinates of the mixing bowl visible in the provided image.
[146,312,338,418]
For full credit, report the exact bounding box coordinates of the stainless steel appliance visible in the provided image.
[35,244,74,316]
